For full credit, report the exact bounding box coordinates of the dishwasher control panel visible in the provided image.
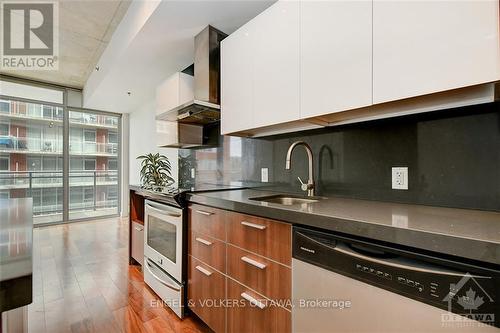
[293,226,500,328]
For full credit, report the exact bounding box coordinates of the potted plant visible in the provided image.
[137,153,174,190]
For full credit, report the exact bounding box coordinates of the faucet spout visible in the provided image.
[285,141,315,196]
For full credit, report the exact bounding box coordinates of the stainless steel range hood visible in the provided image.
[156,26,227,125]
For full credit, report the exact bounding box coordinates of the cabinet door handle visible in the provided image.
[195,210,214,216]
[134,226,143,231]
[195,237,213,246]
[241,292,266,309]
[241,221,266,230]
[241,256,267,269]
[195,265,212,276]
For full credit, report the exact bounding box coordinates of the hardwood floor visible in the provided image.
[28,218,211,333]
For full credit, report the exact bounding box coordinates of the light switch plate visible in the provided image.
[190,168,195,179]
[261,168,269,182]
[392,167,408,190]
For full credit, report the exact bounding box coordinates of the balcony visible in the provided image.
[0,170,119,224]
[0,136,118,156]
[0,170,118,189]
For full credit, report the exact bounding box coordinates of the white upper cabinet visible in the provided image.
[221,1,300,134]
[373,0,500,104]
[156,72,193,115]
[252,1,300,128]
[300,0,372,119]
[221,23,254,135]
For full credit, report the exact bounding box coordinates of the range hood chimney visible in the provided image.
[156,26,227,125]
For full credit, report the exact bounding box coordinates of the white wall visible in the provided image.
[129,99,178,186]
[121,113,130,217]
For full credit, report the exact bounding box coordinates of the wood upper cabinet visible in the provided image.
[300,0,372,119]
[373,0,500,104]
[221,0,300,134]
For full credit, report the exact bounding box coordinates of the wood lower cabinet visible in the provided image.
[188,203,291,333]
[189,231,226,273]
[188,256,226,333]
[188,204,226,240]
[226,245,291,309]
[226,278,291,333]
[226,211,291,265]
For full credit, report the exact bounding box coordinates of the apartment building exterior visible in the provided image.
[0,98,119,223]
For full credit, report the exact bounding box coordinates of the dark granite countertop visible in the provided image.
[186,189,500,266]
[0,198,33,313]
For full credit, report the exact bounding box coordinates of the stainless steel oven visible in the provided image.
[144,200,184,318]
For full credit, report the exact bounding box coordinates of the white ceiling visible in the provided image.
[0,0,131,89]
[83,0,275,113]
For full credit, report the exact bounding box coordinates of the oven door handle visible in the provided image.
[145,260,181,291]
[146,203,181,218]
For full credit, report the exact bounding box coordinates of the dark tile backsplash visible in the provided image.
[179,101,500,211]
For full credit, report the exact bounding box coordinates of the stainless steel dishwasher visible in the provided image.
[292,226,500,333]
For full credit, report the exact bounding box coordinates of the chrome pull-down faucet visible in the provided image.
[285,141,315,197]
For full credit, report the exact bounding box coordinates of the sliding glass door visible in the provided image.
[0,78,121,225]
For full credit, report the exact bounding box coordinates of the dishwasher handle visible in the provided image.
[294,230,484,278]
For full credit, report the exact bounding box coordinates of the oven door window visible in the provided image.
[147,215,177,263]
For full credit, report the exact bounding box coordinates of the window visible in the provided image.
[0,191,9,199]
[84,130,96,142]
[0,100,9,113]
[0,156,9,171]
[84,159,96,171]
[83,187,94,204]
[0,123,9,136]
[43,105,53,119]
[70,157,83,170]
[28,104,41,117]
[108,131,117,144]
[108,159,118,171]
[107,187,117,201]
[1,83,120,224]
[27,156,42,171]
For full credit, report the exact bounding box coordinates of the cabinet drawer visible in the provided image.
[188,231,226,273]
[227,245,290,307]
[226,278,291,333]
[226,212,291,265]
[131,222,144,265]
[189,204,226,240]
[188,256,226,333]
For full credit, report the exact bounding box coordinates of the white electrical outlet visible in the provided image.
[261,168,269,182]
[190,168,196,179]
[392,167,408,190]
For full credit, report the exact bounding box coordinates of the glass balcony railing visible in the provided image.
[0,136,118,155]
[69,111,118,128]
[0,170,118,217]
[0,136,62,153]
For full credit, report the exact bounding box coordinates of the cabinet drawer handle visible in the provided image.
[241,221,266,230]
[195,265,212,276]
[241,292,266,309]
[195,210,214,216]
[241,256,267,269]
[195,237,213,246]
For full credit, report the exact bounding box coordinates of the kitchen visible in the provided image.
[1,0,500,332]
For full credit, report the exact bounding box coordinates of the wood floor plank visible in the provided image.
[32,218,210,333]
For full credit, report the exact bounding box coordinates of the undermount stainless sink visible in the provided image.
[249,194,323,206]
